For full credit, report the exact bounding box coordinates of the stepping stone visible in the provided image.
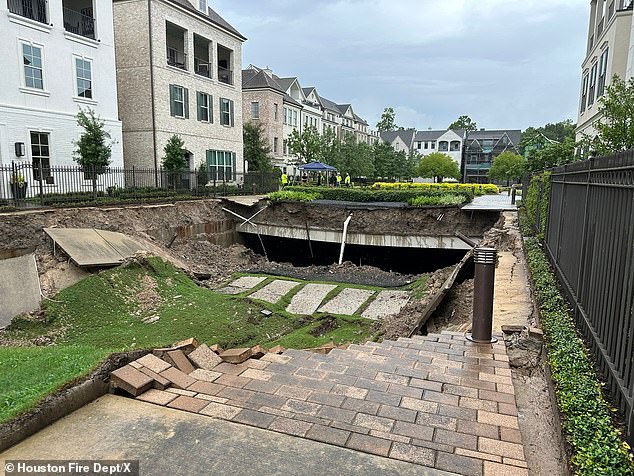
[286,283,337,315]
[110,365,154,396]
[319,288,375,316]
[189,344,223,370]
[248,280,300,304]
[361,290,410,320]
[218,276,267,294]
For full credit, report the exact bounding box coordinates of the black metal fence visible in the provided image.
[0,162,280,209]
[544,151,634,445]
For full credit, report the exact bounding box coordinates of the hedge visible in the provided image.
[372,182,499,196]
[268,191,322,203]
[519,209,634,475]
[282,186,473,204]
[523,172,551,239]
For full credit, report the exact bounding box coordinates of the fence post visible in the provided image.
[132,166,136,188]
[11,161,18,208]
[38,158,44,206]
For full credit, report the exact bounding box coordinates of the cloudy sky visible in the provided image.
[212,0,588,132]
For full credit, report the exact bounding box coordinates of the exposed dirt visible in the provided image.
[425,279,474,334]
[135,275,161,314]
[249,261,418,288]
[310,315,339,337]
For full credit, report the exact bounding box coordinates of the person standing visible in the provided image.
[280,171,288,189]
[336,173,342,187]
[344,173,351,187]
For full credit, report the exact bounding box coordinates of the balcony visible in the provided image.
[8,0,47,24]
[194,57,211,78]
[193,34,211,78]
[63,5,95,39]
[167,47,187,70]
[217,44,233,85]
[218,66,233,85]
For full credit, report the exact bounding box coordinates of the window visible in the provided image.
[75,57,92,99]
[292,110,298,127]
[598,48,609,97]
[431,141,435,149]
[169,84,189,118]
[219,97,234,126]
[273,137,278,153]
[197,92,212,122]
[417,142,421,150]
[283,107,288,125]
[588,63,598,107]
[30,131,51,181]
[274,103,278,121]
[581,73,589,113]
[198,0,207,12]
[251,101,259,119]
[450,141,461,151]
[206,150,235,181]
[439,141,449,151]
[22,42,43,90]
[424,142,428,149]
[283,139,287,155]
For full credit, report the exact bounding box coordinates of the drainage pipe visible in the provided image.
[466,247,498,344]
[338,213,353,265]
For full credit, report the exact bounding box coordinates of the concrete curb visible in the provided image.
[0,350,147,453]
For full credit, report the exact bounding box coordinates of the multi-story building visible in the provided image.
[463,129,522,183]
[113,0,246,182]
[379,129,416,154]
[576,0,633,143]
[0,0,123,194]
[413,129,465,166]
[242,65,377,172]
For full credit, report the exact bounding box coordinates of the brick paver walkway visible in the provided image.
[128,331,527,476]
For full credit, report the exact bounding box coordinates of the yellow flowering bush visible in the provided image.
[372,182,499,196]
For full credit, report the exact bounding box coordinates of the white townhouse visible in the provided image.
[413,129,465,166]
[113,0,245,182]
[0,0,123,195]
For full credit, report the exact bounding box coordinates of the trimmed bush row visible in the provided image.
[268,191,322,203]
[520,210,634,475]
[282,186,473,205]
[372,182,499,196]
[523,172,551,239]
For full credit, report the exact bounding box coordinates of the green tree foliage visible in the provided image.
[448,115,477,132]
[373,141,397,178]
[330,134,375,177]
[416,152,460,183]
[488,151,526,184]
[286,125,323,164]
[376,107,397,132]
[521,120,577,172]
[73,108,113,170]
[243,122,272,171]
[162,134,187,171]
[582,75,634,155]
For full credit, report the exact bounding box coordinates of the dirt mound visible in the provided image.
[249,261,418,288]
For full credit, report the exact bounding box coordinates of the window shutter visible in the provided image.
[169,84,175,116]
[230,99,234,127]
[232,152,237,180]
[219,97,223,125]
[197,92,202,121]
[184,88,189,119]
[210,95,213,123]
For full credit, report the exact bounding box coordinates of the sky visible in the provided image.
[211,0,589,132]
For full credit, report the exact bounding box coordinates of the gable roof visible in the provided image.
[467,129,522,146]
[242,69,285,92]
[320,96,341,113]
[380,129,416,147]
[414,130,444,141]
[353,112,368,125]
[166,0,246,40]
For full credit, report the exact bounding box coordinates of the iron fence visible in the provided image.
[544,150,634,445]
[0,162,279,209]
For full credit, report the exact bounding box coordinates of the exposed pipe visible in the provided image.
[338,213,353,265]
[305,222,314,259]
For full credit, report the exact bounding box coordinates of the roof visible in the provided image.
[467,129,522,145]
[380,129,416,147]
[414,130,444,141]
[353,113,368,125]
[283,94,302,107]
[319,96,341,113]
[166,0,246,40]
[275,77,296,92]
[302,87,316,97]
[242,69,285,92]
[337,104,352,116]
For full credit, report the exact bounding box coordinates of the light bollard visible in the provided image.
[466,247,498,344]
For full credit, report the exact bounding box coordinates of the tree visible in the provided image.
[286,125,323,164]
[416,152,460,183]
[521,120,577,172]
[448,115,477,133]
[243,122,272,172]
[330,134,375,178]
[582,75,634,155]
[73,108,114,196]
[488,151,526,185]
[376,107,397,132]
[373,141,397,178]
[162,135,187,170]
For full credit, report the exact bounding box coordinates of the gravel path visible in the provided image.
[362,290,411,320]
[286,283,337,315]
[218,276,267,295]
[249,279,300,304]
[318,288,375,316]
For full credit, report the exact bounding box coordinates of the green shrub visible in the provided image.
[267,191,322,203]
[408,193,467,207]
[520,209,634,475]
[523,172,551,239]
[284,186,473,205]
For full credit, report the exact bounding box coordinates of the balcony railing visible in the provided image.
[63,7,95,39]
[194,57,211,78]
[8,0,47,24]
[167,47,187,70]
[218,66,233,85]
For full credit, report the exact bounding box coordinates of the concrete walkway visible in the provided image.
[461,194,517,211]
[0,395,451,476]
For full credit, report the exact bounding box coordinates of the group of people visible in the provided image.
[280,170,351,188]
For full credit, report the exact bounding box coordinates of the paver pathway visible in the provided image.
[319,288,375,315]
[461,194,517,211]
[286,283,337,315]
[249,280,300,304]
[129,332,528,476]
[361,290,411,320]
[218,276,267,295]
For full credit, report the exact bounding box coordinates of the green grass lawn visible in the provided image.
[0,257,385,424]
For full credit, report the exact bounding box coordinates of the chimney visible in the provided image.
[263,67,273,77]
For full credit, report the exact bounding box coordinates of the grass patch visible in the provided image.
[405,274,430,300]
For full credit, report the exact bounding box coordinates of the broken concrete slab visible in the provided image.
[44,228,146,267]
[318,288,375,316]
[137,366,171,390]
[361,290,410,320]
[218,276,267,294]
[136,354,171,374]
[188,344,223,370]
[250,345,267,359]
[249,280,300,304]
[220,348,252,364]
[110,365,154,396]
[268,345,285,355]
[0,253,41,328]
[160,367,196,390]
[167,350,195,374]
[286,283,337,315]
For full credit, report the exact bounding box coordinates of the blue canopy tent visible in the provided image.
[298,161,337,172]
